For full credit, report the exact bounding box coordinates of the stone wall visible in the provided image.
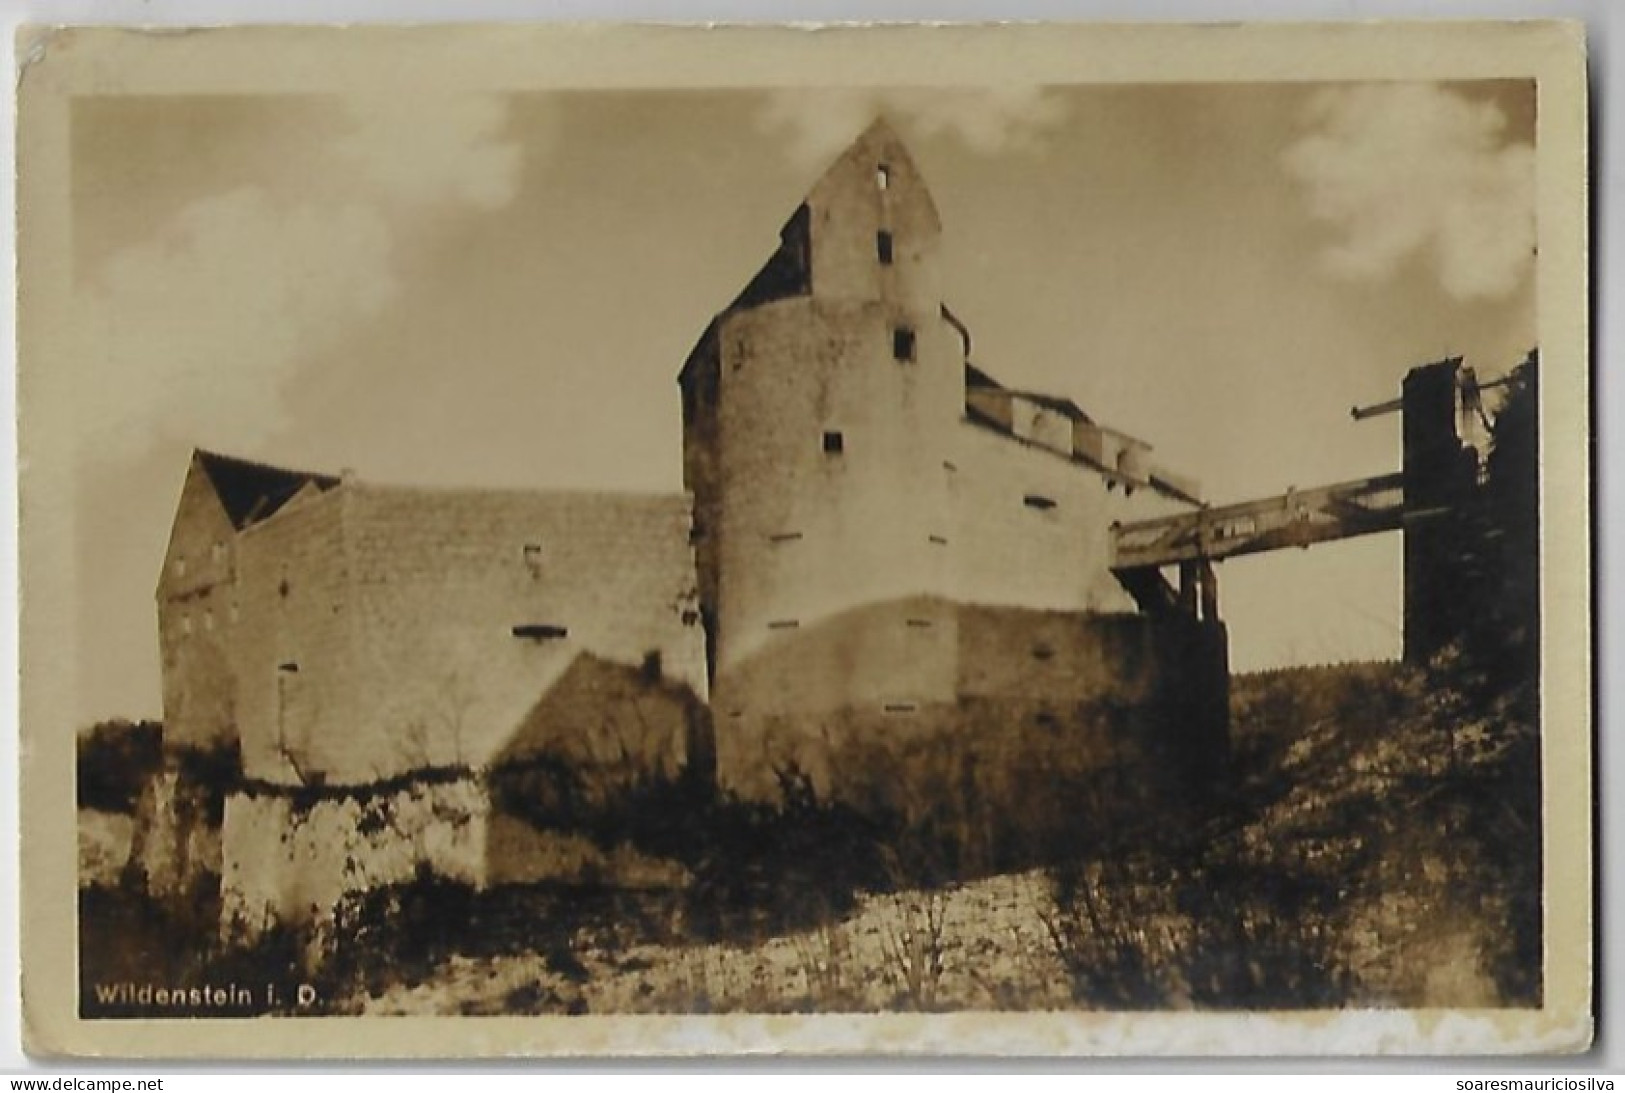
[716,604,1230,848]
[949,420,1143,615]
[957,606,1230,801]
[708,298,960,676]
[802,119,944,314]
[156,463,243,753]
[343,487,704,782]
[220,767,693,942]
[224,485,705,787]
[219,775,488,942]
[712,596,959,798]
[232,487,356,783]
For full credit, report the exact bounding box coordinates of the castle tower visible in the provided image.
[679,119,966,792]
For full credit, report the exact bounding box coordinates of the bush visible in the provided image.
[76,719,162,813]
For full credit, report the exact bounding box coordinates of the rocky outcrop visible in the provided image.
[125,760,224,917]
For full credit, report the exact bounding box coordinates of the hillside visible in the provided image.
[287,656,1538,1014]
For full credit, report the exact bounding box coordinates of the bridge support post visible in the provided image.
[1198,559,1219,623]
[1402,360,1480,665]
[1177,561,1199,615]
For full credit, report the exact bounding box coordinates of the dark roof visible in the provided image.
[194,449,342,531]
[964,362,1094,424]
[965,363,1000,390]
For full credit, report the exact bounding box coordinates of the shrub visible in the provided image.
[76,719,162,813]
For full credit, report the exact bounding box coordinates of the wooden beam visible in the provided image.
[1111,472,1407,571]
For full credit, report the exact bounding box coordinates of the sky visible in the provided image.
[63,80,1537,726]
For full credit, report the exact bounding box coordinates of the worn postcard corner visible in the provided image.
[16,20,1590,1059]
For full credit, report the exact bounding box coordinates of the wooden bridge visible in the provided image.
[1109,357,1506,662]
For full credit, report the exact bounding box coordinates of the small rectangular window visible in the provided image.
[768,619,800,630]
[822,430,844,454]
[884,702,918,714]
[877,164,891,190]
[522,543,543,576]
[1024,493,1058,511]
[877,231,894,265]
[513,623,568,640]
[893,326,916,362]
[769,531,804,543]
[906,618,933,629]
[928,534,949,546]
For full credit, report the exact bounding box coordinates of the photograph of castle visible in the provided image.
[21,25,1589,1052]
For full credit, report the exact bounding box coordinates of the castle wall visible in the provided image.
[174,479,709,939]
[708,299,961,678]
[156,463,243,753]
[231,487,358,784]
[680,323,724,673]
[719,604,1230,860]
[948,421,1141,615]
[313,487,704,785]
[956,607,1229,793]
[712,596,958,798]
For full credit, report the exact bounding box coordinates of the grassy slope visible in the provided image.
[323,658,1540,1014]
[78,656,1540,1014]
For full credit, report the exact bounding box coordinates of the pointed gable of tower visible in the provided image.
[800,116,944,310]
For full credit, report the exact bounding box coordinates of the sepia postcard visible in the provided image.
[16,21,1591,1058]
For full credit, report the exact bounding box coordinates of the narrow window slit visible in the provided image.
[513,624,568,640]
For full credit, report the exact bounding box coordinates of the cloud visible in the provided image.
[758,86,1070,169]
[75,189,398,456]
[1282,83,1534,301]
[334,93,523,212]
[73,94,526,463]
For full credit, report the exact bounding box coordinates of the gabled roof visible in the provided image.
[194,449,342,531]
